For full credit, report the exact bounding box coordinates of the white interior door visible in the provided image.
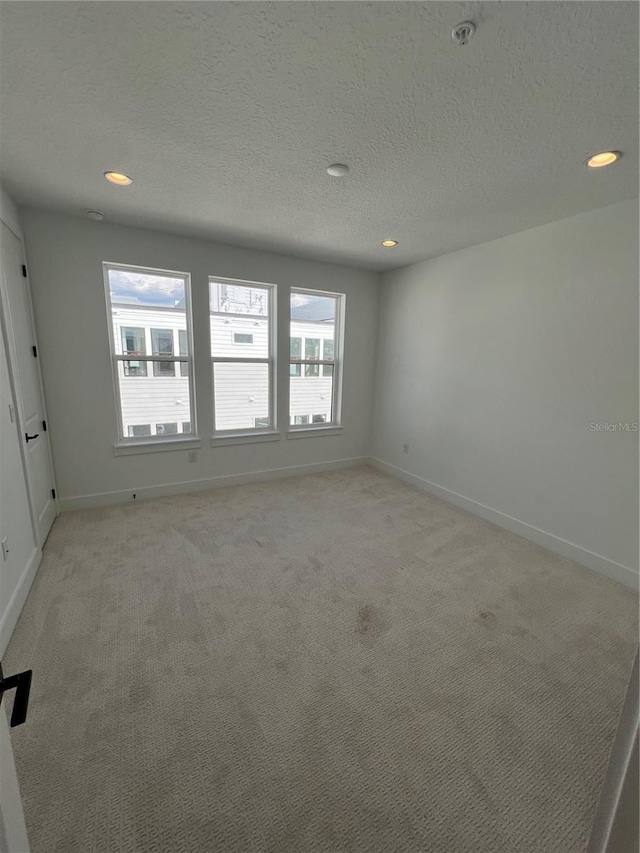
[0,222,56,546]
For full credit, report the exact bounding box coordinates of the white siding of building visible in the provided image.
[112,304,336,435]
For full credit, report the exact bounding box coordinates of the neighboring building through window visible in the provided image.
[104,263,195,443]
[289,289,344,427]
[210,277,275,433]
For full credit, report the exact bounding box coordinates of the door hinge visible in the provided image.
[21,265,27,278]
[32,345,37,357]
[51,488,56,500]
[0,662,32,728]
[42,419,47,431]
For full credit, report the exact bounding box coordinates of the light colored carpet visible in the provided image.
[4,466,637,853]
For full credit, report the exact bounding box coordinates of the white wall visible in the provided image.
[20,209,379,507]
[372,199,639,587]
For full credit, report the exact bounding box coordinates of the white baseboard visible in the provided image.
[60,456,369,512]
[369,457,639,591]
[0,546,42,658]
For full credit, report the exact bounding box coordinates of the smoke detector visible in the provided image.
[452,21,475,46]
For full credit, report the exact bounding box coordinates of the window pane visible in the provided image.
[118,363,191,438]
[290,363,301,377]
[210,281,270,358]
[254,417,270,429]
[182,421,191,434]
[290,290,340,427]
[127,424,151,437]
[108,266,192,441]
[213,362,269,432]
[156,423,178,435]
[291,364,333,424]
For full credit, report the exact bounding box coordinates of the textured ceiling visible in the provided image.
[0,1,637,271]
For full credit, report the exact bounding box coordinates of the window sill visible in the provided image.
[210,431,281,448]
[113,437,202,456]
[287,426,343,439]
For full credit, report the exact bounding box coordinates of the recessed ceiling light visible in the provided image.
[381,239,398,248]
[104,171,133,186]
[86,209,104,221]
[326,164,349,177]
[586,151,621,169]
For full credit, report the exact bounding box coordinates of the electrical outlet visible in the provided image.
[403,443,409,454]
[188,451,198,463]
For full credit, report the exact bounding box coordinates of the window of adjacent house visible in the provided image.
[290,337,302,376]
[182,421,191,434]
[156,422,178,435]
[104,263,195,443]
[210,277,275,433]
[121,327,147,376]
[179,330,189,377]
[304,338,320,377]
[151,328,175,376]
[127,424,151,437]
[290,290,344,428]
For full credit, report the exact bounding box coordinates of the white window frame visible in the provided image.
[103,262,197,448]
[209,276,277,438]
[289,288,345,431]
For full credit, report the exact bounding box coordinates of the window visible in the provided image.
[210,277,275,433]
[179,330,189,377]
[304,338,320,377]
[322,339,334,376]
[151,328,175,376]
[290,290,344,427]
[290,337,302,376]
[104,263,195,443]
[121,327,147,376]
[156,422,178,435]
[127,424,151,437]
[182,421,191,434]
